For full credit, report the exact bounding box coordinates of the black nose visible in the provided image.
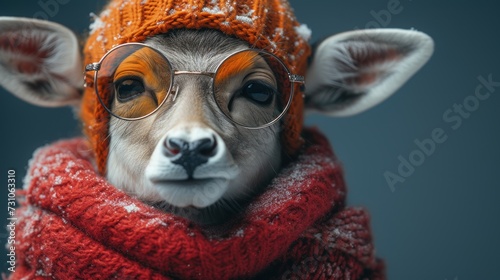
[164,137,217,178]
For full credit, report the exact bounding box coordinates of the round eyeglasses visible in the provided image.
[84,43,305,129]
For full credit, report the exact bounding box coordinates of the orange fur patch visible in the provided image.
[216,51,260,84]
[112,48,171,118]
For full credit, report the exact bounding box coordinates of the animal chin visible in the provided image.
[151,177,229,208]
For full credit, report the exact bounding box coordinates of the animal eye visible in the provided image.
[115,78,145,102]
[240,81,275,105]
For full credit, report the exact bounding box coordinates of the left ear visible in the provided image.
[0,17,82,107]
[304,29,434,116]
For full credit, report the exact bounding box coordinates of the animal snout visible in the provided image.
[163,128,219,178]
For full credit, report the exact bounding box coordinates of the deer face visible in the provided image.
[99,30,286,223]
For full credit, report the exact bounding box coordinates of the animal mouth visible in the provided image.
[150,177,230,208]
[152,177,214,185]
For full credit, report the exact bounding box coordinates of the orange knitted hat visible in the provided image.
[81,0,312,174]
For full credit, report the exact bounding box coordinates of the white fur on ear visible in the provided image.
[0,17,82,107]
[305,28,434,116]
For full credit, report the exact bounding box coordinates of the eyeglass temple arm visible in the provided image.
[85,63,101,72]
[290,74,305,84]
[83,63,100,88]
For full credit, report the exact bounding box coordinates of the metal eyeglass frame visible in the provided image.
[84,42,305,130]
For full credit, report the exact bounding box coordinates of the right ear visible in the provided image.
[0,17,82,107]
[304,29,434,116]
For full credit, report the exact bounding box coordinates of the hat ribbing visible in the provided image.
[81,0,312,174]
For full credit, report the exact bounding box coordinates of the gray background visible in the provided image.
[1,1,499,279]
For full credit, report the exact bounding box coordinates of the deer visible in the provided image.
[1,1,433,278]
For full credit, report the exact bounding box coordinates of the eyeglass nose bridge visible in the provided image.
[169,71,216,102]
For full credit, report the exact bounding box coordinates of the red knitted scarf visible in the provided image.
[10,129,384,279]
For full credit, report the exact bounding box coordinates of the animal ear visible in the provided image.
[304,29,434,116]
[0,17,82,107]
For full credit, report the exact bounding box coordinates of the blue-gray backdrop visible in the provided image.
[1,1,499,279]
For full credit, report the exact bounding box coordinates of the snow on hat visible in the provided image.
[81,0,312,174]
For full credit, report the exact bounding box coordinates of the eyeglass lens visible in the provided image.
[96,44,173,119]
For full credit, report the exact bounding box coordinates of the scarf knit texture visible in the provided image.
[10,129,385,279]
